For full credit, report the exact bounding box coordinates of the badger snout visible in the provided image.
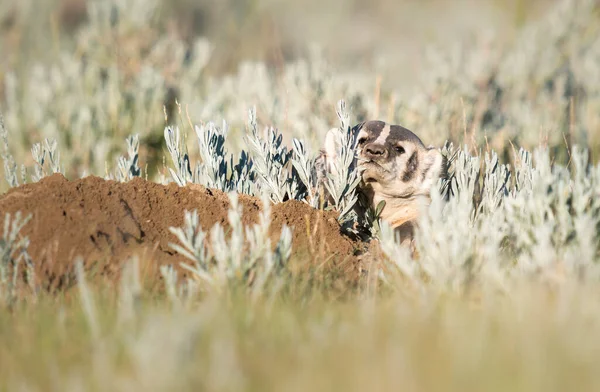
[361,142,388,161]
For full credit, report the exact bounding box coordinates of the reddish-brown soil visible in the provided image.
[0,174,363,292]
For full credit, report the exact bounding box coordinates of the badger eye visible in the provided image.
[357,138,367,146]
[395,146,406,154]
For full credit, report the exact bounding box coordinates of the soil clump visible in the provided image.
[0,174,363,292]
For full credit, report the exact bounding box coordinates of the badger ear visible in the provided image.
[323,127,342,161]
[320,123,365,173]
[324,121,365,158]
[314,128,343,180]
[419,147,444,194]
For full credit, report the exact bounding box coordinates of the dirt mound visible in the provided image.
[0,174,362,292]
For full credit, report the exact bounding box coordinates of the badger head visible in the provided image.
[317,120,446,230]
[354,120,445,201]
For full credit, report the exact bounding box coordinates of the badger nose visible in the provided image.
[363,143,388,159]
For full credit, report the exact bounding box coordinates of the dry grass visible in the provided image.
[2,280,600,391]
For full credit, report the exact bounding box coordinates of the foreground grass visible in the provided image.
[1,275,600,392]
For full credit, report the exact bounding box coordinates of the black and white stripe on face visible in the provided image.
[386,125,426,147]
[355,120,385,144]
[401,151,419,182]
[356,121,426,149]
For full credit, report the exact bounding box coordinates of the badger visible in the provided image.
[316,120,447,247]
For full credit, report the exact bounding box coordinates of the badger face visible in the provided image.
[316,120,446,233]
[354,120,444,200]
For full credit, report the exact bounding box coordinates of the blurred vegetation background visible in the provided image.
[0,0,597,184]
[0,0,555,89]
